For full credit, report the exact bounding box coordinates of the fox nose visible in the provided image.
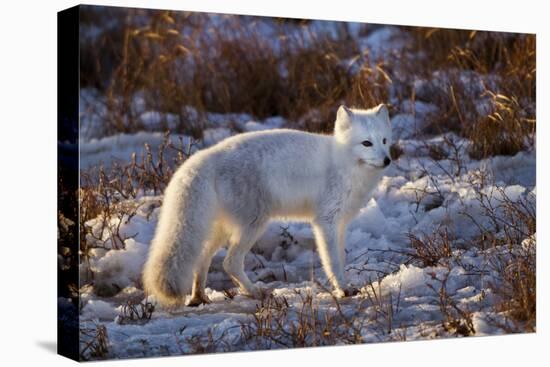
[383,156,391,167]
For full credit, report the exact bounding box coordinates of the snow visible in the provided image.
[391,113,417,139]
[79,104,289,170]
[358,26,407,62]
[82,300,119,321]
[522,234,536,251]
[242,116,285,132]
[378,264,428,294]
[353,199,389,238]
[79,131,190,169]
[90,239,149,292]
[78,133,535,357]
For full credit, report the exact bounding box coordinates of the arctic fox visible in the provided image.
[143,104,392,306]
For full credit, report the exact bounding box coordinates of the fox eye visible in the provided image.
[362,140,373,147]
[383,138,387,144]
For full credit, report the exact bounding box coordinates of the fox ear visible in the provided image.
[374,103,391,126]
[336,105,352,131]
[374,104,389,119]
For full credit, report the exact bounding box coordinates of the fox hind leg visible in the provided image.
[223,221,268,299]
[187,223,229,307]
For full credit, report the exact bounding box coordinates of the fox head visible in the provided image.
[334,104,392,169]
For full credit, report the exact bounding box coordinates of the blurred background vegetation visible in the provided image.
[79,5,535,159]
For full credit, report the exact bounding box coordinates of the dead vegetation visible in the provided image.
[80,7,535,159]
[427,270,476,337]
[402,28,535,158]
[469,90,535,159]
[478,188,536,332]
[362,280,404,338]
[80,323,110,360]
[408,175,536,333]
[240,290,364,349]
[80,7,391,137]
[116,298,155,325]
[489,245,536,333]
[180,327,235,355]
[407,228,453,267]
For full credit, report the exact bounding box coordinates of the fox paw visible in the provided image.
[333,286,360,299]
[243,286,272,300]
[186,294,211,307]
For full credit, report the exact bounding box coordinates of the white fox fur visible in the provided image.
[143,104,392,306]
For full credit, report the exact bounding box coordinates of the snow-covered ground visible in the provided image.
[73,23,536,360]
[76,115,535,359]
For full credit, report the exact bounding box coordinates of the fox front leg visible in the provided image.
[312,219,356,298]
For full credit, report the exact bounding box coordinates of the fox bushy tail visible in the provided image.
[142,169,216,306]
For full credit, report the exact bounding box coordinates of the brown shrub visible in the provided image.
[402,27,535,158]
[81,8,392,136]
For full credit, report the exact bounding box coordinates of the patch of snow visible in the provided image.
[90,239,149,291]
[358,26,406,62]
[82,300,119,321]
[378,264,429,295]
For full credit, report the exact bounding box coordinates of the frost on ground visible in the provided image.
[72,21,536,360]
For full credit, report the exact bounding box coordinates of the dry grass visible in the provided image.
[362,280,404,338]
[476,187,536,332]
[81,8,535,159]
[402,27,535,158]
[409,176,536,332]
[240,290,364,349]
[80,323,110,360]
[426,270,476,337]
[468,91,535,159]
[80,7,391,136]
[116,298,156,325]
[407,228,453,267]
[182,327,234,355]
[489,245,536,332]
